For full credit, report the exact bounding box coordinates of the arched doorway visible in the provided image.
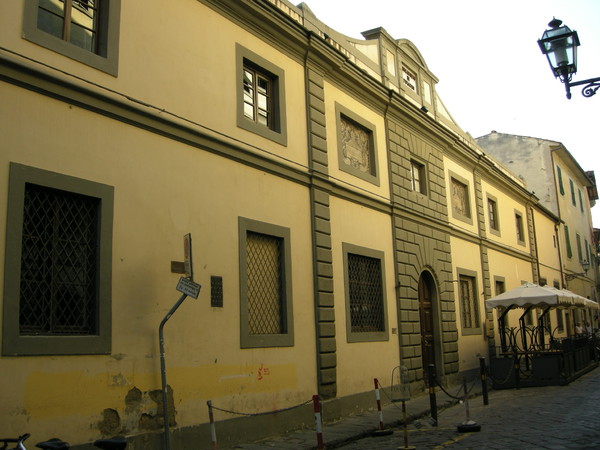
[419,271,438,381]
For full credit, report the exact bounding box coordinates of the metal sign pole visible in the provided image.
[159,293,188,450]
[158,233,202,450]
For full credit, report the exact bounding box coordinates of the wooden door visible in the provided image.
[419,274,436,380]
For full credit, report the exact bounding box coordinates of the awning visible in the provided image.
[485,282,596,310]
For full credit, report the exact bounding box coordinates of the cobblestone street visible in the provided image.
[336,369,600,450]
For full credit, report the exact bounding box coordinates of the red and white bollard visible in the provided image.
[374,378,384,430]
[373,378,393,436]
[207,400,218,450]
[313,395,324,449]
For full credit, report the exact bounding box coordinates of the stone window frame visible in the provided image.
[335,103,380,186]
[456,268,482,336]
[2,162,114,356]
[342,243,389,343]
[410,157,428,196]
[238,217,294,348]
[494,276,507,327]
[514,209,526,246]
[449,171,473,225]
[486,193,501,236]
[236,44,287,146]
[22,0,121,76]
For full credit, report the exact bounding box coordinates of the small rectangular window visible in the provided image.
[579,189,584,213]
[515,212,525,244]
[488,198,499,232]
[459,274,480,333]
[410,160,426,195]
[576,234,583,262]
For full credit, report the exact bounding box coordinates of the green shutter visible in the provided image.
[565,225,572,258]
[557,166,565,195]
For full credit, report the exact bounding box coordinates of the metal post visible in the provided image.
[159,293,188,450]
[207,400,218,450]
[428,364,437,426]
[479,357,488,405]
[313,395,324,450]
[513,350,520,390]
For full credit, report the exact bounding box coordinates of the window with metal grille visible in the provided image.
[459,274,480,332]
[3,163,113,356]
[343,243,388,342]
[246,231,284,335]
[239,217,293,348]
[23,0,121,75]
[347,253,384,333]
[20,184,99,336]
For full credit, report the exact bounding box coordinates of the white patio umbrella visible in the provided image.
[485,282,574,310]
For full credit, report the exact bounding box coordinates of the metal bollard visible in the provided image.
[428,364,438,426]
[313,395,324,450]
[479,357,489,405]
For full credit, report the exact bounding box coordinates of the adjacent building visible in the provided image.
[0,1,596,448]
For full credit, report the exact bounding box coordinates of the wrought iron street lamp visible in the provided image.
[565,260,590,281]
[538,18,600,99]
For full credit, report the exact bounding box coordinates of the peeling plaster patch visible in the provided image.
[98,408,121,435]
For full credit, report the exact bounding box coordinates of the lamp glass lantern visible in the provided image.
[538,20,580,82]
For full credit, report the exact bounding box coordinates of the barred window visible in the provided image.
[3,163,113,356]
[20,184,99,336]
[246,232,284,335]
[343,244,388,342]
[239,218,293,348]
[348,253,384,333]
[458,274,480,333]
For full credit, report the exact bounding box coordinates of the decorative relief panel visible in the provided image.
[340,116,372,175]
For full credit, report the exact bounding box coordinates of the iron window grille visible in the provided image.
[347,253,385,333]
[246,231,285,335]
[19,183,99,336]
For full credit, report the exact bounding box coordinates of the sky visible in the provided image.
[303,0,600,226]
